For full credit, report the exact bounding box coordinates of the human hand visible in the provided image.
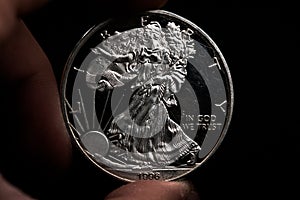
[0,0,199,199]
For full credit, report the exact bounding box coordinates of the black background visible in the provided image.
[2,0,299,199]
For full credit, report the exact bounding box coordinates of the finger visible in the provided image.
[105,181,199,200]
[0,19,72,174]
[92,0,168,14]
[0,174,35,200]
[13,0,49,16]
[122,0,169,11]
[0,0,48,45]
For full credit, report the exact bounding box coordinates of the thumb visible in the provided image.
[0,174,35,200]
[105,180,199,200]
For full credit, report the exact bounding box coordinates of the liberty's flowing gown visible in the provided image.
[98,46,200,167]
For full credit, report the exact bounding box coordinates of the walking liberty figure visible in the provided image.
[90,20,201,167]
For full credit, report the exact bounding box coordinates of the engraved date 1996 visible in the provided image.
[138,172,161,180]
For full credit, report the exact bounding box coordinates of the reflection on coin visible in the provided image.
[61,10,233,182]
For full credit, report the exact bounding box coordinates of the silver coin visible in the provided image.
[61,10,234,182]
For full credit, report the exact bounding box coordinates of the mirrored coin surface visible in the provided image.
[61,10,234,182]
